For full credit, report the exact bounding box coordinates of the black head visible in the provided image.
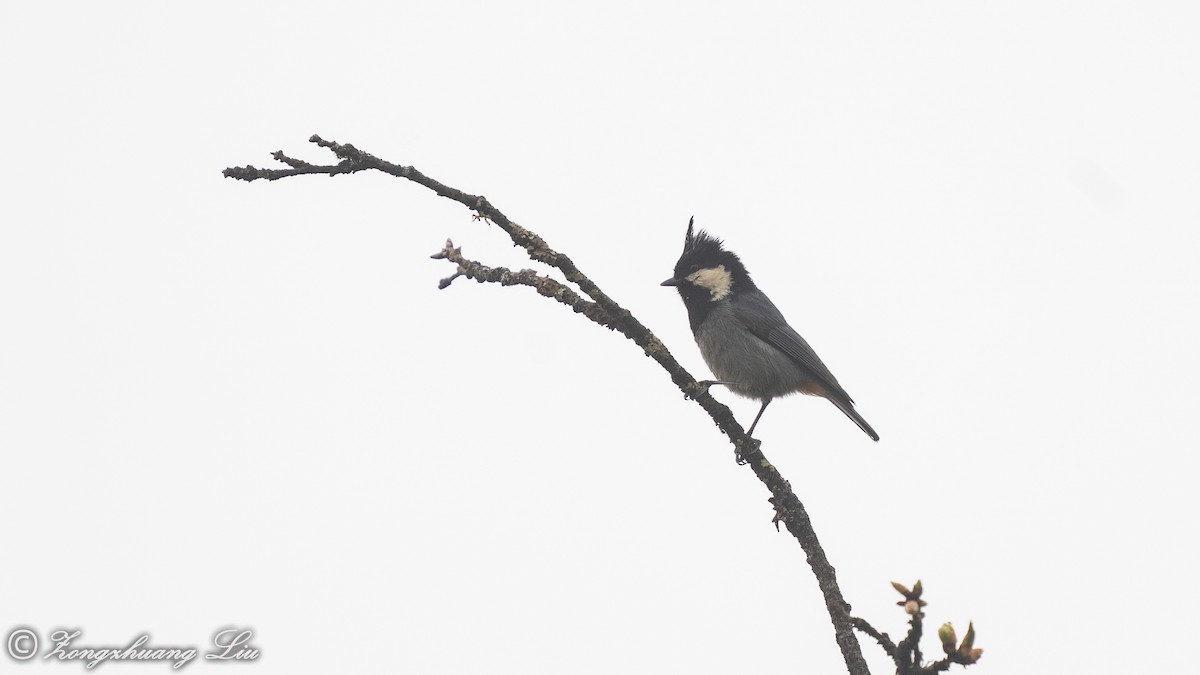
[661,217,756,298]
[661,217,757,331]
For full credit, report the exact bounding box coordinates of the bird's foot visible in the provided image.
[686,380,739,400]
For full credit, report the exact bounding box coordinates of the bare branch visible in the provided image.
[225,136,873,675]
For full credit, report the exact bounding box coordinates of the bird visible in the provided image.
[661,217,879,442]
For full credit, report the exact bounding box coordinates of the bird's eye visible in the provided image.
[688,264,700,273]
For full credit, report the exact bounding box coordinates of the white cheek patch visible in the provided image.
[686,265,733,300]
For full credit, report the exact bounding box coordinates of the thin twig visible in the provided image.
[849,615,897,658]
[431,240,618,327]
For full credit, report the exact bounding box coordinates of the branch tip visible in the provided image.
[438,271,463,289]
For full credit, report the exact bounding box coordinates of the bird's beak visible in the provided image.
[660,277,680,287]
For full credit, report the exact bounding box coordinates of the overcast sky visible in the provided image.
[2,2,1198,674]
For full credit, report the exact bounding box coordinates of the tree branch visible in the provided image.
[225,136,872,675]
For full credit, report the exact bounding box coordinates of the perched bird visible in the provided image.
[662,218,879,441]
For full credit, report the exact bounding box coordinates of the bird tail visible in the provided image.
[829,398,879,442]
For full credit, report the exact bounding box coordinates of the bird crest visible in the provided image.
[676,217,740,279]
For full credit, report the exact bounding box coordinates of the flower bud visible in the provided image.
[937,623,957,654]
[959,621,976,651]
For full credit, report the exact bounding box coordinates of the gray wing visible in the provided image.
[730,291,855,403]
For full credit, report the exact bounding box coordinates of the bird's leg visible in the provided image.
[745,398,773,438]
[688,380,739,399]
[696,379,738,391]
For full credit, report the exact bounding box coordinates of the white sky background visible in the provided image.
[2,2,1198,673]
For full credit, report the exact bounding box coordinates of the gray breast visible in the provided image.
[694,302,814,401]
